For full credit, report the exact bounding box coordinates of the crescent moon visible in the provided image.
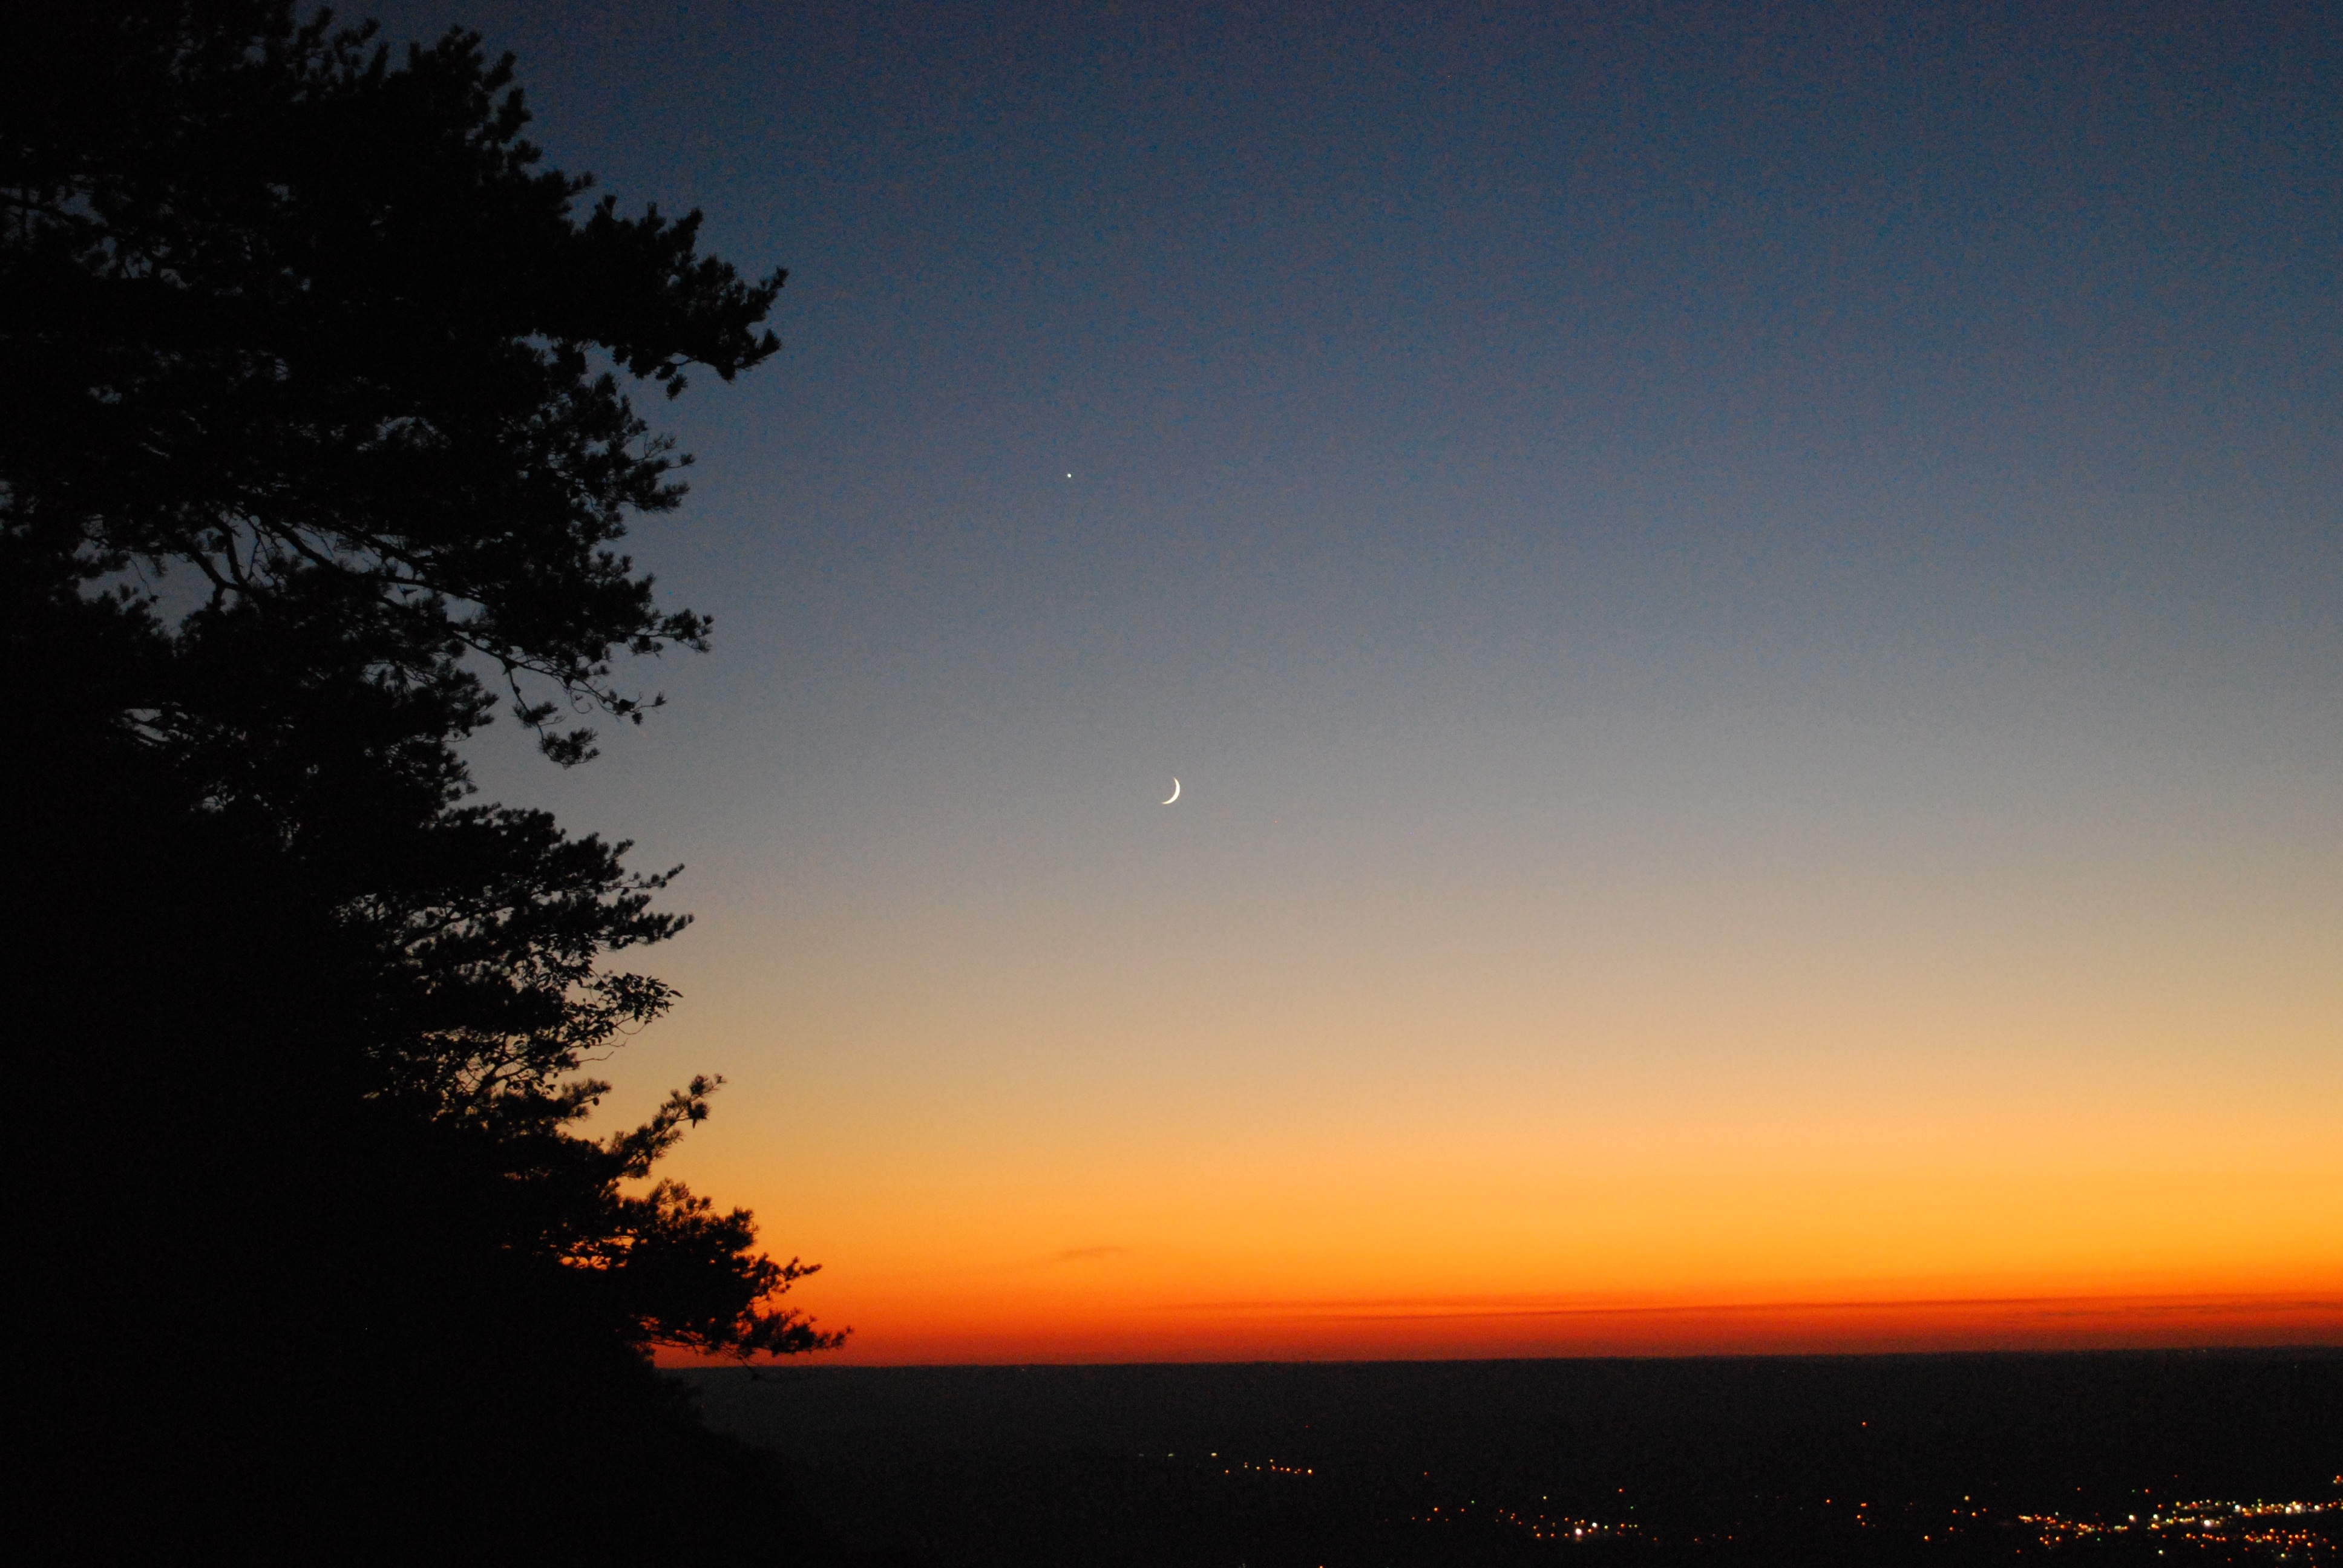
[1162,778,1181,805]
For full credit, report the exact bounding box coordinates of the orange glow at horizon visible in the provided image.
[653,1056,2343,1364]
[657,1292,2341,1367]
[616,670,2342,1370]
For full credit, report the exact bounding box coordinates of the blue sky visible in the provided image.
[363,0,2341,1356]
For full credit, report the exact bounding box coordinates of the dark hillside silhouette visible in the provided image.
[5,4,853,1557]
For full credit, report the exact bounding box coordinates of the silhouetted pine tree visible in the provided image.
[5,5,858,1558]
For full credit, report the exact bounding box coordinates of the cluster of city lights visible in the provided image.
[2016,1496,2336,1559]
[1412,1498,1636,1544]
[1150,1451,2335,1559]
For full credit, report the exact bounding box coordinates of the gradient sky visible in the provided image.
[365,0,2341,1360]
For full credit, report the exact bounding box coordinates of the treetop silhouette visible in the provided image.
[5,0,781,763]
[11,11,846,1549]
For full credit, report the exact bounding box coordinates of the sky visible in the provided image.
[365,0,2340,1361]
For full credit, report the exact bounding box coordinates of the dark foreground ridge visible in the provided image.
[679,1348,2342,1567]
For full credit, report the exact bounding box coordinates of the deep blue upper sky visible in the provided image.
[375,0,2341,901]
